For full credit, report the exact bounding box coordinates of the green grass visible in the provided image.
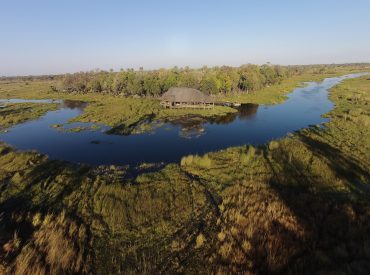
[218,68,370,104]
[182,75,370,194]
[0,80,56,99]
[0,102,58,130]
[0,80,236,131]
[0,75,369,273]
[179,75,370,273]
[0,67,366,132]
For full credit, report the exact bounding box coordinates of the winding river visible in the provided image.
[0,73,367,166]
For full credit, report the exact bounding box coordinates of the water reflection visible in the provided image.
[0,73,367,166]
[106,103,260,138]
[171,104,259,138]
[61,100,87,110]
[238,104,259,120]
[179,125,205,139]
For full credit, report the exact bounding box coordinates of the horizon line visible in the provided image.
[2,61,370,78]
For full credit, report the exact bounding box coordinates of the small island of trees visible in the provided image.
[56,64,346,97]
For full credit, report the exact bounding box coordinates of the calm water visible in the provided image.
[0,73,367,166]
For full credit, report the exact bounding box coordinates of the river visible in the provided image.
[0,73,367,165]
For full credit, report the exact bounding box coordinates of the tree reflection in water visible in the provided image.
[171,104,259,138]
[61,100,87,110]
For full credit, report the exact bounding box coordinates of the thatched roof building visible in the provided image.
[161,87,214,109]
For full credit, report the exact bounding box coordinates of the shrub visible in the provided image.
[180,155,194,166]
[195,233,206,248]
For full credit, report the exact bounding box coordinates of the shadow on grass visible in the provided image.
[1,129,369,274]
[296,130,370,192]
[256,133,370,273]
[0,160,87,213]
[0,106,33,117]
[212,128,370,274]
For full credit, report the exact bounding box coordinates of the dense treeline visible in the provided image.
[1,76,370,273]
[56,63,369,97]
[1,63,368,97]
[58,64,289,96]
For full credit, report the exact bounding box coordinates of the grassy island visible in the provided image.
[0,71,369,273]
[1,64,369,133]
[0,103,58,131]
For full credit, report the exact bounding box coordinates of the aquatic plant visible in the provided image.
[0,73,369,273]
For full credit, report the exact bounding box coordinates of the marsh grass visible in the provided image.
[1,67,365,132]
[179,75,370,273]
[0,103,58,130]
[0,75,369,273]
[11,211,88,274]
[181,154,212,168]
[0,80,236,130]
[217,67,370,104]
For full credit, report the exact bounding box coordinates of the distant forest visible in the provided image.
[2,63,369,97]
[58,64,291,96]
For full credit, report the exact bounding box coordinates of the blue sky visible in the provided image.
[1,0,370,75]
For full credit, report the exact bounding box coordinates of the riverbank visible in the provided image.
[0,75,369,273]
[217,67,370,104]
[0,102,58,131]
[1,68,368,130]
[0,80,236,128]
[2,74,358,165]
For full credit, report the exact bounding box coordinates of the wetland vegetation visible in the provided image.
[0,64,368,133]
[0,65,369,274]
[0,103,58,131]
[1,72,365,166]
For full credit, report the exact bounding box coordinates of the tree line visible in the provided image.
[48,63,368,97]
[56,64,295,96]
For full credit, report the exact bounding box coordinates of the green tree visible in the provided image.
[200,73,221,94]
[143,73,161,96]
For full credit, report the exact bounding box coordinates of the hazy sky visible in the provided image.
[1,0,370,76]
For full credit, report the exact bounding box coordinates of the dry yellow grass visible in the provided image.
[0,75,369,273]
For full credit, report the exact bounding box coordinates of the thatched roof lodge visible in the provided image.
[161,87,214,109]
